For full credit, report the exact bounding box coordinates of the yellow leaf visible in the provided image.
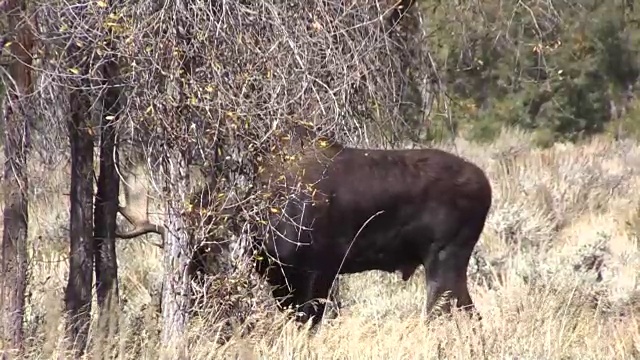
[96,0,108,7]
[269,207,280,214]
[190,96,197,105]
[145,105,153,115]
[68,67,80,74]
[205,85,215,92]
[299,120,314,127]
[3,41,12,48]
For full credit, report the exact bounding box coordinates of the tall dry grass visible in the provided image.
[7,128,640,359]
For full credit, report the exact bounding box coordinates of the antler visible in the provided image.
[115,164,165,246]
[116,205,165,240]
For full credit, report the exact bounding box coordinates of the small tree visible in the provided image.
[92,94,121,347]
[159,148,192,354]
[92,18,124,347]
[63,39,95,357]
[0,0,34,355]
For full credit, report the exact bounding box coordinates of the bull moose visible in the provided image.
[116,125,492,329]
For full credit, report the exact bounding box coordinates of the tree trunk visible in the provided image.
[0,0,33,356]
[64,88,95,358]
[93,48,121,347]
[160,150,191,357]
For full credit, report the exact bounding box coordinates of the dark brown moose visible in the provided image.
[116,125,493,329]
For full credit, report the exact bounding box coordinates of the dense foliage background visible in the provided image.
[3,1,640,146]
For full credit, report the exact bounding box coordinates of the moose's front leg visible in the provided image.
[294,271,334,330]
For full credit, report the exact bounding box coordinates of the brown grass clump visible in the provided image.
[12,129,640,359]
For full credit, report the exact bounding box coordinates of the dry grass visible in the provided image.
[9,128,640,359]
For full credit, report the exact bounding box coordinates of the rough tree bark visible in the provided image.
[156,0,196,351]
[64,86,95,358]
[160,149,191,356]
[93,42,122,343]
[0,0,33,357]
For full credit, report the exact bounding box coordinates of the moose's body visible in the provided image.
[115,125,492,329]
[255,131,492,327]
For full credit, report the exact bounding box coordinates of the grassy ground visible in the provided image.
[10,128,640,359]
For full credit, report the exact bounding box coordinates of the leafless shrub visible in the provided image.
[26,0,433,343]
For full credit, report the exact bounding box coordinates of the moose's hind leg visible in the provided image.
[423,225,482,319]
